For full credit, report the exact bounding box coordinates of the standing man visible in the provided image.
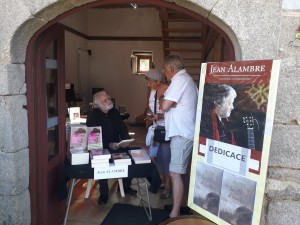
[161,55,198,218]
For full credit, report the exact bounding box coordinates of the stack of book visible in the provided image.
[129,149,151,164]
[66,123,105,165]
[90,149,111,168]
[111,152,132,165]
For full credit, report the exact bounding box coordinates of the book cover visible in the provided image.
[129,149,151,164]
[68,107,81,124]
[218,171,256,225]
[193,162,223,216]
[68,124,87,150]
[112,153,132,164]
[87,126,103,150]
[90,149,111,160]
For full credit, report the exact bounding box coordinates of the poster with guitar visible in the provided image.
[188,60,280,225]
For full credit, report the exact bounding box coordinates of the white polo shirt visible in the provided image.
[164,69,198,140]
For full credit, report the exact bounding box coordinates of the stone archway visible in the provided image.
[4,1,240,224]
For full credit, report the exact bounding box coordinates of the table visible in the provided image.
[61,158,162,225]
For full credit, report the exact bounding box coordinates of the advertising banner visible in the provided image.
[188,60,280,225]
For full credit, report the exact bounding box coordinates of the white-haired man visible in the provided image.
[86,91,136,204]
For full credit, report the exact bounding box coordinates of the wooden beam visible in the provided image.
[163,28,204,33]
[164,48,202,52]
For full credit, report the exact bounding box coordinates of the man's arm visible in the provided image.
[161,98,175,112]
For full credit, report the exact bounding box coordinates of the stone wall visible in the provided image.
[0,0,299,224]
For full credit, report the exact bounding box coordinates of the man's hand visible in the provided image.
[120,142,130,148]
[109,142,119,150]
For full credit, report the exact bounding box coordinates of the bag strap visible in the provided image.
[154,91,157,114]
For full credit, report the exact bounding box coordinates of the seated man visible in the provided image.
[86,91,137,205]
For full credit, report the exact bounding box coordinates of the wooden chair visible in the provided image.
[159,215,216,225]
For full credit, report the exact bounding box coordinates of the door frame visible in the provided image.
[26,23,66,225]
[25,1,235,224]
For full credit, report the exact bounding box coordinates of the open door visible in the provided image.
[27,24,66,225]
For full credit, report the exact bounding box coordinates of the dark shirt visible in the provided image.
[200,113,235,145]
[217,118,232,144]
[86,108,131,149]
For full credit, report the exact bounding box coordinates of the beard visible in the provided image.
[97,102,113,113]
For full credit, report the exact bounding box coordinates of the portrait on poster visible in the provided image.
[199,83,267,152]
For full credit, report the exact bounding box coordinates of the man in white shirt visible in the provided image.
[161,55,198,218]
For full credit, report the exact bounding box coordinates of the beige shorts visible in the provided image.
[169,136,193,174]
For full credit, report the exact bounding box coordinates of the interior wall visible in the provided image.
[87,8,162,36]
[88,40,163,122]
[60,10,89,34]
[64,31,90,110]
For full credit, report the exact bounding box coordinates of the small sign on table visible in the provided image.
[94,163,128,179]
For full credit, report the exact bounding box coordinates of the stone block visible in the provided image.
[268,200,300,225]
[0,95,28,152]
[10,17,47,64]
[0,148,29,195]
[274,66,300,123]
[0,190,31,225]
[0,64,26,95]
[28,0,74,21]
[209,0,282,60]
[0,0,32,64]
[68,0,96,7]
[174,0,216,18]
[266,179,300,200]
[269,125,300,168]
[268,167,300,183]
[277,16,300,68]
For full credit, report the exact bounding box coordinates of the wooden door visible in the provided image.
[28,24,66,225]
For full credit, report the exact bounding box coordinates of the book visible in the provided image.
[68,148,89,165]
[193,162,223,216]
[90,149,111,160]
[218,171,256,224]
[91,161,110,168]
[68,124,88,150]
[91,158,110,164]
[112,153,132,164]
[68,107,87,124]
[116,138,134,147]
[129,149,151,164]
[87,126,103,150]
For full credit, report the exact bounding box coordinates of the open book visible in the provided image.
[116,138,134,147]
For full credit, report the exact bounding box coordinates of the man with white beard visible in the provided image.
[86,91,136,204]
